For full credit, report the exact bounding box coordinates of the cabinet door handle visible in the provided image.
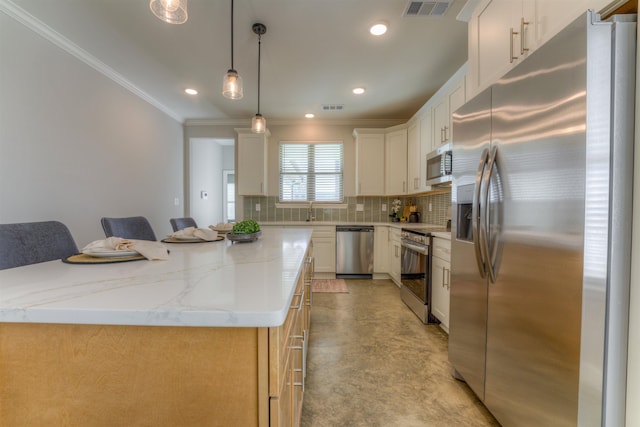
[510,28,519,63]
[443,126,449,142]
[520,18,530,55]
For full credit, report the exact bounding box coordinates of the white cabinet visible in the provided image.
[237,129,269,195]
[418,107,433,193]
[353,129,385,196]
[385,127,408,196]
[374,226,389,274]
[407,120,421,194]
[432,74,466,150]
[309,226,336,277]
[273,225,335,277]
[389,227,402,286]
[467,0,610,98]
[431,237,451,333]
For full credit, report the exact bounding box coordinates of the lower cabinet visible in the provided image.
[309,226,335,277]
[373,225,389,274]
[431,237,451,333]
[389,227,402,286]
[261,225,335,277]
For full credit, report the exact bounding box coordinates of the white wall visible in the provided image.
[0,13,184,246]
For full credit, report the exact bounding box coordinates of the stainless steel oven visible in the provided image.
[399,228,438,324]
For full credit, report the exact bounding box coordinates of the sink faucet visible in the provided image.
[306,202,315,222]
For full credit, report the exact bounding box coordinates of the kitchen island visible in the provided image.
[0,228,313,426]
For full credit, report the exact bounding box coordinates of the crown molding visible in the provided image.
[0,0,182,123]
[184,117,407,128]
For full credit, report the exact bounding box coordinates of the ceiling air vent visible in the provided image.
[321,104,344,111]
[403,1,452,17]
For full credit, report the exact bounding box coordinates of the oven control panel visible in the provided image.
[400,230,429,246]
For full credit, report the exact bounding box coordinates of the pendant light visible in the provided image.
[251,23,267,133]
[149,0,188,24]
[222,0,243,99]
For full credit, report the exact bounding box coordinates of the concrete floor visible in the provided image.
[301,279,500,427]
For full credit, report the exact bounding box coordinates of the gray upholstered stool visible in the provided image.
[0,221,79,270]
[100,216,157,241]
[169,217,198,232]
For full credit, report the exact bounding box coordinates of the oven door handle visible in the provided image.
[401,241,429,255]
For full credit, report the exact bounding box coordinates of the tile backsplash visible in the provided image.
[242,192,451,226]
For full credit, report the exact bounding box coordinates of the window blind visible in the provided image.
[279,142,343,202]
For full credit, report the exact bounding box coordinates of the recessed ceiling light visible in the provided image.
[185,88,198,95]
[353,87,366,95]
[370,22,388,36]
[305,113,315,119]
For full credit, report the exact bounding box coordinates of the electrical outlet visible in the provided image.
[255,203,261,212]
[382,204,387,212]
[429,203,432,212]
[174,197,179,206]
[356,203,364,212]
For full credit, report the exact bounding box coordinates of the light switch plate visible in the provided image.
[201,191,208,200]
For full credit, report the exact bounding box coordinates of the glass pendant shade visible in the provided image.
[222,69,243,99]
[252,114,266,134]
[149,0,188,24]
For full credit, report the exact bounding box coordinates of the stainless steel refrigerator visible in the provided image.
[449,11,636,427]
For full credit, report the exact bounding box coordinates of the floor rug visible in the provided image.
[312,279,349,293]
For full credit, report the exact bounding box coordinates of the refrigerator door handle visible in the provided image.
[481,145,498,283]
[473,148,489,278]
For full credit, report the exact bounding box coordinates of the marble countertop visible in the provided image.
[0,228,312,328]
[260,221,446,231]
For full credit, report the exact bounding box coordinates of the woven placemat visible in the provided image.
[161,236,225,243]
[62,253,146,264]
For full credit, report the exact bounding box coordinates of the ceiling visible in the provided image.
[5,0,469,124]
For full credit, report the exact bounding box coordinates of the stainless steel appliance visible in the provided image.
[425,143,452,187]
[400,228,441,324]
[449,11,635,427]
[335,225,374,278]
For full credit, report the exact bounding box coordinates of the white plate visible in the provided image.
[167,236,203,242]
[83,250,139,258]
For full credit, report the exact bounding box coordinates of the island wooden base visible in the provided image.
[0,323,270,426]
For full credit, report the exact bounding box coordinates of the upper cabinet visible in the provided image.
[407,120,421,193]
[417,107,433,193]
[353,129,386,196]
[467,0,612,98]
[385,127,408,196]
[237,129,269,196]
[432,73,466,150]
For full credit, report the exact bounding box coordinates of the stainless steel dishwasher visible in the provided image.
[335,225,374,278]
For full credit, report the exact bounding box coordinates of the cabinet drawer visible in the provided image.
[432,237,451,263]
[269,276,304,396]
[311,226,336,239]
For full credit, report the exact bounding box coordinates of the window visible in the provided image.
[279,142,343,203]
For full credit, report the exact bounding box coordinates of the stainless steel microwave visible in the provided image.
[426,143,452,187]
